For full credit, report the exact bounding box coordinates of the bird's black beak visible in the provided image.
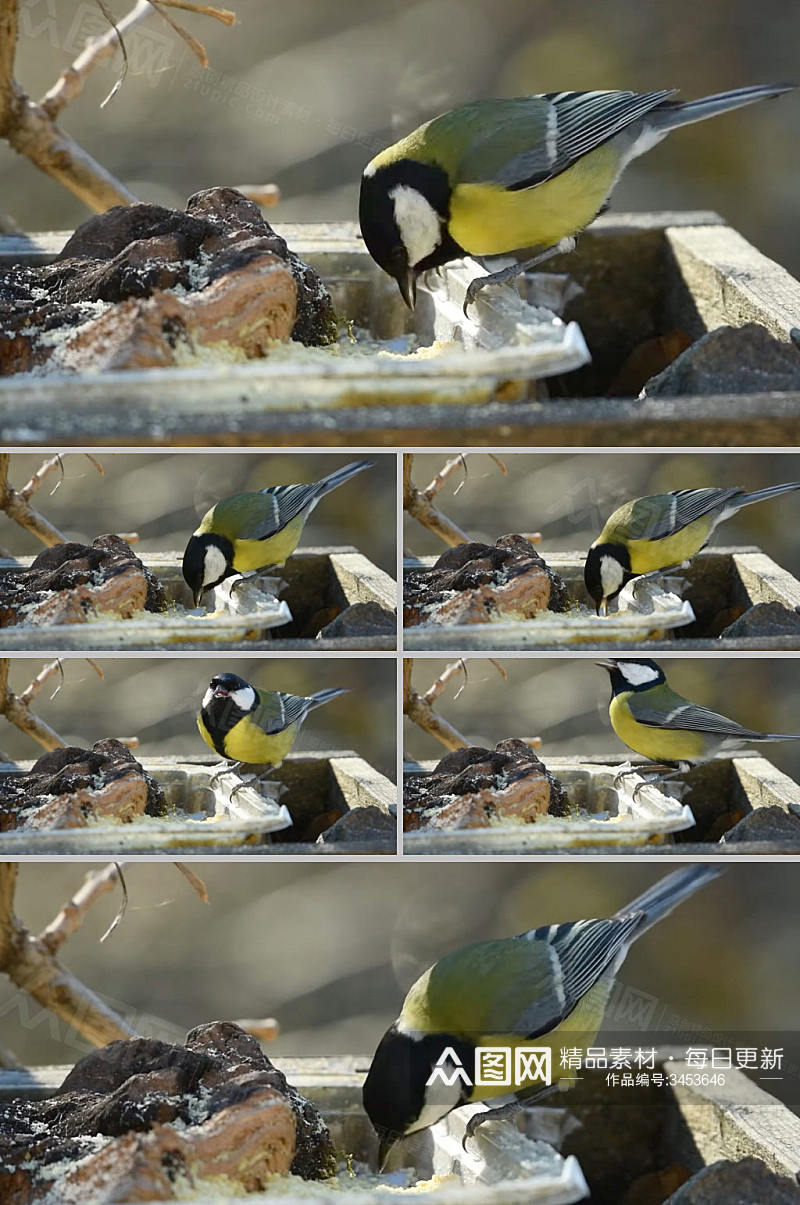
[597,596,609,617]
[397,267,417,310]
[595,659,617,671]
[193,588,204,608]
[377,1131,397,1171]
[213,687,229,699]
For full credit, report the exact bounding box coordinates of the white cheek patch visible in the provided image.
[202,544,229,589]
[617,662,661,687]
[599,554,625,598]
[229,685,257,712]
[202,686,215,710]
[390,184,442,268]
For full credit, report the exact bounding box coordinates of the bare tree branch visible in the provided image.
[38,863,122,955]
[174,863,209,903]
[403,454,471,549]
[0,659,67,751]
[0,0,239,217]
[0,863,137,1048]
[403,658,470,752]
[40,1,152,119]
[0,453,68,546]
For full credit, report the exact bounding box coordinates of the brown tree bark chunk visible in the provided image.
[404,739,568,831]
[404,535,568,628]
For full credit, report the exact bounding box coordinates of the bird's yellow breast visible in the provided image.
[198,713,299,767]
[231,513,306,573]
[609,694,706,763]
[468,980,615,1103]
[622,516,717,576]
[449,143,620,256]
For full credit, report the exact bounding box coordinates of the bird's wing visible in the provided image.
[210,484,322,542]
[624,487,743,541]
[514,917,643,1035]
[458,90,676,191]
[251,690,310,735]
[419,919,641,1040]
[628,691,763,738]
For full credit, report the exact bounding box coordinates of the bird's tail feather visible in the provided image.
[650,83,796,132]
[305,687,349,711]
[734,481,800,511]
[618,866,723,935]
[314,460,373,499]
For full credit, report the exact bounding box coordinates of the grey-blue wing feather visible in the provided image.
[628,696,762,738]
[515,916,642,1035]
[239,483,322,541]
[641,487,743,540]
[487,89,676,191]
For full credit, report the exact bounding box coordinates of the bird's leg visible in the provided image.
[462,1083,558,1150]
[230,765,283,804]
[631,766,689,804]
[208,760,241,790]
[463,237,577,316]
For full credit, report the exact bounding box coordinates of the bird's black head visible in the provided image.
[584,543,632,615]
[363,1024,473,1166]
[182,532,235,607]
[200,673,258,754]
[596,659,666,696]
[359,158,461,309]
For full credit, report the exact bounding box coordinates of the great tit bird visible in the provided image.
[183,460,372,606]
[197,672,348,767]
[597,658,800,772]
[360,84,795,311]
[585,482,800,615]
[363,865,721,1164]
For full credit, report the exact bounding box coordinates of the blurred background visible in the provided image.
[404,452,800,577]
[1,1,799,275]
[1,862,797,1113]
[0,451,396,574]
[0,656,396,777]
[403,656,800,783]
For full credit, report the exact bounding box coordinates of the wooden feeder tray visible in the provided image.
[402,753,800,855]
[403,758,693,853]
[0,1059,588,1205]
[404,546,800,651]
[0,546,397,651]
[2,213,797,446]
[0,751,397,855]
[4,1050,797,1204]
[0,221,588,446]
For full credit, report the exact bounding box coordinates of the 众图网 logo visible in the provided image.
[426,1046,552,1088]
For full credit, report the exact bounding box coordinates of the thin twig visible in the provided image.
[151,1,235,23]
[0,863,137,1048]
[403,454,471,549]
[235,1017,280,1042]
[149,1,209,66]
[234,184,281,208]
[0,659,67,751]
[0,453,68,546]
[174,863,209,903]
[422,454,468,501]
[18,454,64,501]
[422,659,467,706]
[403,659,470,752]
[17,659,63,706]
[39,863,123,955]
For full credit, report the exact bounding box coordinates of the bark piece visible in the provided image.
[721,805,800,844]
[404,535,568,628]
[0,1021,336,1203]
[0,535,166,628]
[319,602,396,638]
[642,323,800,397]
[720,601,800,639]
[663,1157,800,1203]
[318,805,397,844]
[404,739,567,831]
[0,740,167,831]
[0,188,337,378]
